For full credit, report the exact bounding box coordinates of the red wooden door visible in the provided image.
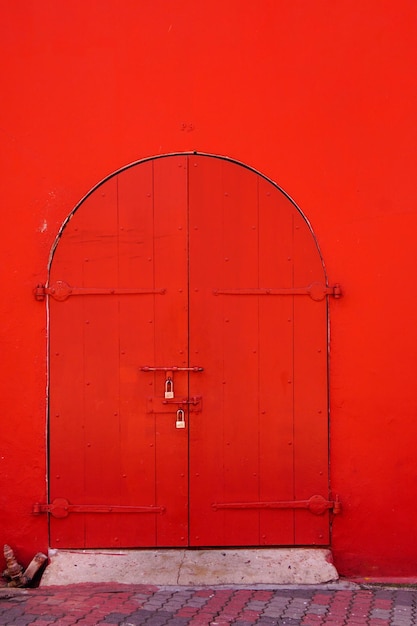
[48,154,330,548]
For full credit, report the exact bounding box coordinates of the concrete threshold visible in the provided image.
[40,548,338,586]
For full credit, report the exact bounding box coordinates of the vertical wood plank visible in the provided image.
[152,156,189,546]
[258,178,295,545]
[293,210,329,544]
[188,155,226,545]
[80,178,121,547]
[49,214,86,547]
[116,162,157,546]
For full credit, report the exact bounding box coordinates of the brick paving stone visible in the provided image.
[247,600,269,609]
[327,603,350,612]
[308,605,328,615]
[120,601,142,610]
[176,607,199,617]
[311,596,331,606]
[145,618,171,626]
[264,608,286,618]
[238,609,262,619]
[165,601,191,611]
[371,608,392,618]
[103,611,136,622]
[374,590,396,600]
[254,591,275,600]
[301,615,324,624]
[267,602,290,611]
[373,599,394,609]
[191,609,217,619]
[396,593,416,602]
[185,597,209,607]
[288,598,310,606]
[326,606,349,620]
[134,592,155,601]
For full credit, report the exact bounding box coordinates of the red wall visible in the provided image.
[1,0,416,578]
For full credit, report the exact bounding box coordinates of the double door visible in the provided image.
[48,154,330,548]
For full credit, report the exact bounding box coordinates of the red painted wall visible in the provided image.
[1,0,416,577]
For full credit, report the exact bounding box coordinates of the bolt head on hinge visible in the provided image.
[332,284,342,299]
[34,284,46,301]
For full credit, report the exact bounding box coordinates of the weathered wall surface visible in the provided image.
[1,0,416,577]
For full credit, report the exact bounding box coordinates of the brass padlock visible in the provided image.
[164,377,174,399]
[176,409,186,429]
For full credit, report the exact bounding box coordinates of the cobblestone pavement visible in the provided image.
[1,584,417,626]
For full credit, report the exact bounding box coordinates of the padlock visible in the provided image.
[176,409,186,429]
[164,377,174,399]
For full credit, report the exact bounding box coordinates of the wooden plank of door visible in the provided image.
[49,214,87,548]
[152,156,189,546]
[116,162,158,546]
[81,177,123,547]
[220,161,260,545]
[188,155,227,545]
[293,210,330,545]
[258,177,296,545]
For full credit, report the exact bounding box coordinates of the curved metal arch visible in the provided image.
[48,151,327,282]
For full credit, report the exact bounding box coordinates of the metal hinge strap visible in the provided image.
[212,494,341,516]
[33,498,165,519]
[34,281,166,302]
[141,366,204,372]
[213,282,342,302]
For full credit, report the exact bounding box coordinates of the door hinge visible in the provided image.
[212,494,341,516]
[141,366,204,372]
[214,282,342,301]
[33,498,165,518]
[34,281,166,302]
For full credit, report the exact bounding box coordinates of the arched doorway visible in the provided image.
[47,153,336,548]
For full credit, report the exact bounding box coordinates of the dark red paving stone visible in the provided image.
[373,599,394,609]
[252,591,275,600]
[176,607,199,616]
[311,594,332,605]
